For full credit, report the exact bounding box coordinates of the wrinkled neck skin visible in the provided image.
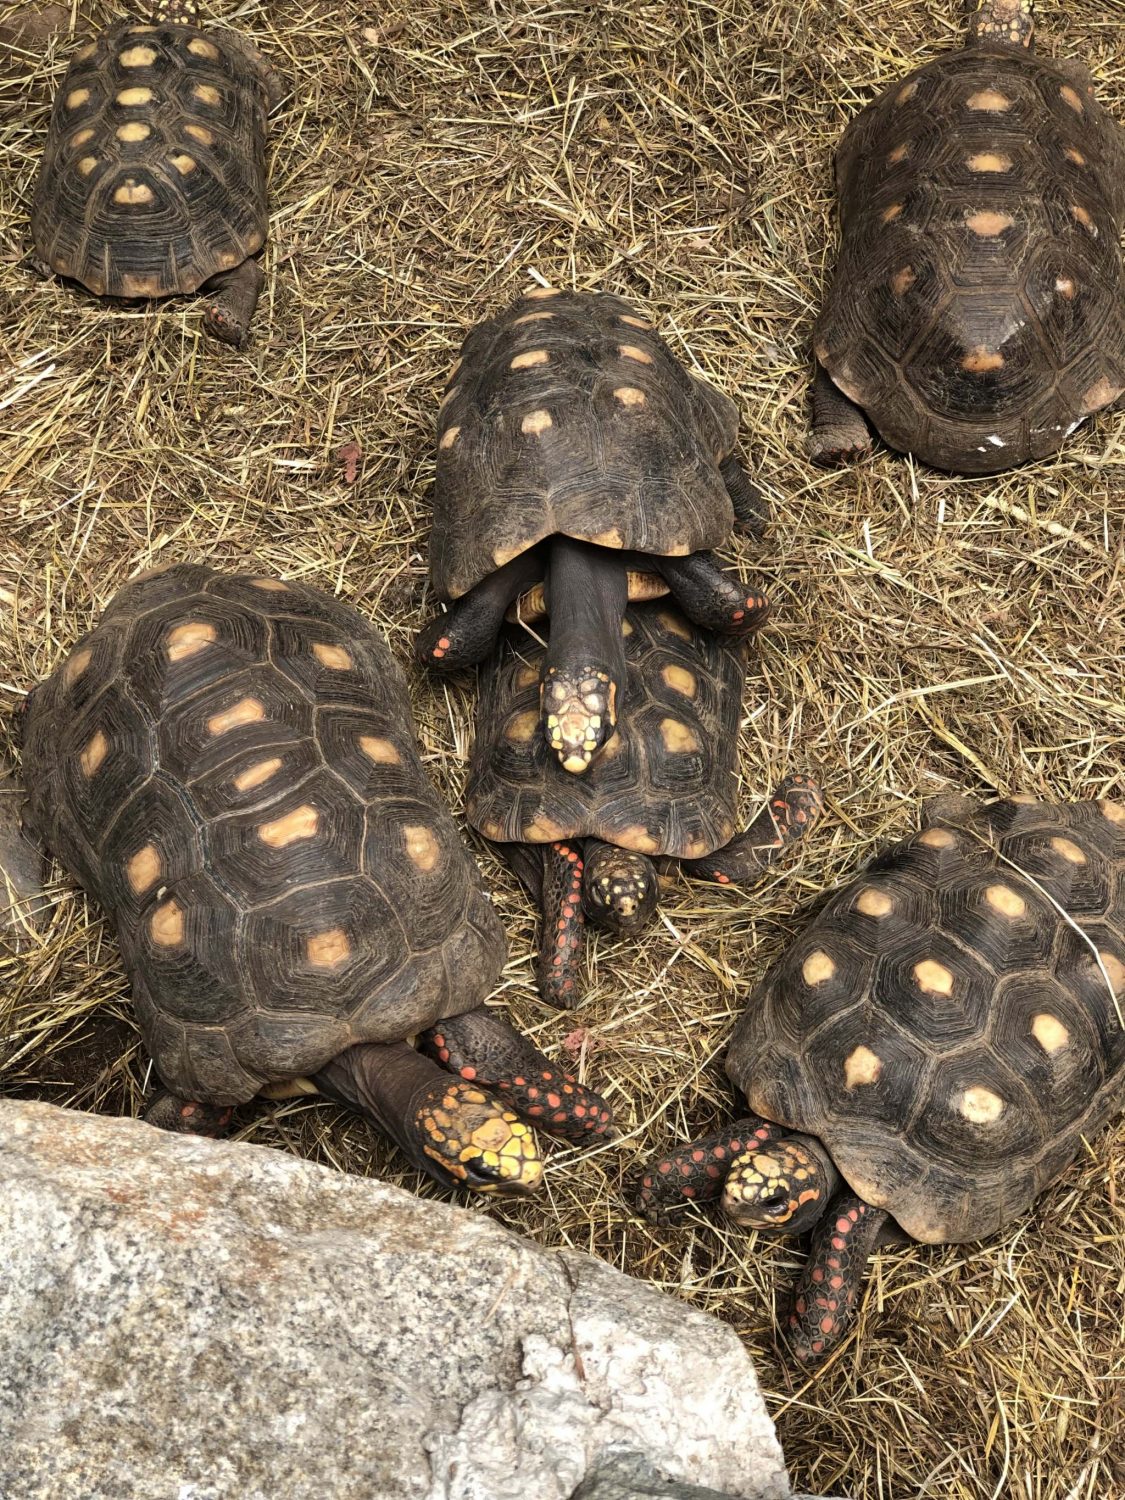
[966,0,1034,50]
[722,1132,840,1236]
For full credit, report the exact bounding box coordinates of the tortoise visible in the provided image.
[639,792,1125,1364]
[3,564,614,1195]
[812,0,1125,473]
[29,1,282,348]
[467,599,824,1007]
[416,288,771,776]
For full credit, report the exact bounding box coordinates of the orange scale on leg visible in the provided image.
[705,1165,722,1179]
[682,1186,696,1198]
[546,1092,561,1108]
[573,1104,586,1117]
[811,1267,825,1283]
[658,1161,673,1175]
[552,1110,568,1124]
[459,1066,477,1080]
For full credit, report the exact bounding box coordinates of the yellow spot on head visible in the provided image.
[126,843,162,895]
[184,123,214,146]
[116,86,154,106]
[1060,84,1084,113]
[312,642,352,671]
[967,88,1011,111]
[613,386,646,407]
[658,717,700,754]
[80,730,109,778]
[1032,1013,1069,1053]
[259,804,319,848]
[965,210,1014,236]
[962,346,1005,373]
[510,349,549,370]
[856,887,893,918]
[234,757,283,792]
[66,88,91,108]
[985,884,1026,918]
[918,826,956,850]
[521,409,552,435]
[151,899,184,947]
[960,1085,1005,1124]
[306,928,351,968]
[166,621,216,662]
[63,648,93,686]
[404,825,441,872]
[967,152,1012,173]
[170,153,197,174]
[193,84,221,106]
[914,958,954,996]
[844,1045,882,1089]
[359,736,401,765]
[661,664,696,696]
[802,949,836,986]
[116,121,152,142]
[187,37,221,60]
[439,425,461,450]
[207,697,265,736]
[119,44,157,66]
[1050,836,1086,865]
[618,344,653,364]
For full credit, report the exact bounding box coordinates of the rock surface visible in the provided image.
[0,1100,802,1500]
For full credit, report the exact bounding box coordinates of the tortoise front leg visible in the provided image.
[144,1092,234,1135]
[809,363,872,466]
[654,552,770,637]
[313,1040,543,1196]
[418,1004,614,1141]
[637,1118,788,1223]
[784,1192,889,1366]
[506,839,589,1009]
[415,550,543,671]
[719,454,770,538]
[681,774,824,885]
[201,258,265,349]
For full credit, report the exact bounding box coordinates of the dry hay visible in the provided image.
[1,0,1124,1495]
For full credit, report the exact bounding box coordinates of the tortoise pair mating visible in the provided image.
[3,565,614,1196]
[31,1,279,347]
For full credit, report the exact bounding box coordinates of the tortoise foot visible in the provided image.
[144,1090,234,1136]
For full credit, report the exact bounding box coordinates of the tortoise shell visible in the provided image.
[729,795,1125,1244]
[431,290,742,601]
[31,19,275,298]
[467,603,747,860]
[21,565,505,1105]
[816,43,1125,472]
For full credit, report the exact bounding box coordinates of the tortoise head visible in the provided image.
[148,1,201,24]
[413,1078,543,1195]
[581,842,659,934]
[966,0,1033,49]
[721,1134,838,1234]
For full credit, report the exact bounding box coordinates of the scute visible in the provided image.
[31,19,275,298]
[429,291,741,600]
[466,603,746,859]
[729,796,1125,1244]
[20,565,505,1106]
[817,44,1125,472]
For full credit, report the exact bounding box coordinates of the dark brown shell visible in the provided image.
[31,20,274,297]
[816,44,1125,473]
[728,796,1125,1244]
[431,291,741,601]
[21,565,505,1105]
[466,603,747,860]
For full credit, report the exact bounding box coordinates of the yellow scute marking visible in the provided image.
[439,425,461,450]
[914,959,954,996]
[234,757,283,792]
[150,899,184,947]
[259,804,319,848]
[965,210,1013,236]
[80,730,109,778]
[359,736,401,765]
[404,825,441,872]
[1100,799,1125,824]
[312,642,352,670]
[184,123,214,145]
[510,350,549,370]
[126,843,161,895]
[119,44,157,66]
[170,154,197,175]
[187,37,221,60]
[962,347,1004,373]
[619,344,653,364]
[249,578,289,592]
[505,710,540,744]
[659,718,700,753]
[116,86,153,106]
[1099,951,1125,997]
[306,928,351,967]
[918,827,956,850]
[116,122,151,142]
[207,697,265,736]
[1060,84,1084,113]
[66,88,91,108]
[959,1085,1005,1124]
[661,664,696,696]
[1032,1014,1069,1053]
[844,1046,882,1088]
[801,950,835,985]
[63,648,93,686]
[967,152,1011,173]
[521,410,552,435]
[166,621,216,662]
[966,88,1010,111]
[985,884,1025,918]
[856,887,893,917]
[1081,378,1122,413]
[613,386,646,407]
[113,180,154,205]
[1050,837,1086,865]
[193,84,221,106]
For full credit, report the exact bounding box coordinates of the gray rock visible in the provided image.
[573,1450,851,1500]
[0,1099,804,1500]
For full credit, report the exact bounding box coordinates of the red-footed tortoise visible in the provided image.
[416,288,770,776]
[812,0,1125,473]
[640,793,1125,1364]
[30,1,282,347]
[5,564,614,1195]
[467,598,823,1007]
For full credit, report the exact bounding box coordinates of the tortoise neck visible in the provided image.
[966,0,1034,49]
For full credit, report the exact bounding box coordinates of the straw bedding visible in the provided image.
[1,1,1122,1494]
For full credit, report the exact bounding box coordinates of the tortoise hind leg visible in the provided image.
[418,1004,614,1142]
[681,774,824,885]
[655,552,770,637]
[809,364,872,466]
[144,1091,234,1135]
[201,258,264,349]
[415,550,543,672]
[783,1192,889,1366]
[719,454,770,538]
